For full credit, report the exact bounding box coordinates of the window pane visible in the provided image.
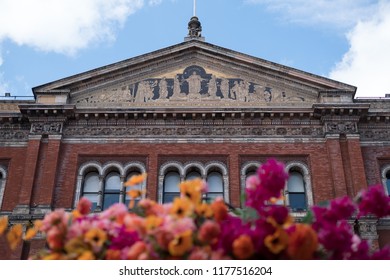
[83,194,98,212]
[186,171,201,180]
[289,193,307,211]
[163,193,180,203]
[205,193,223,202]
[164,172,180,192]
[83,172,100,192]
[103,193,120,210]
[207,172,223,192]
[105,172,121,190]
[386,177,390,195]
[287,171,305,192]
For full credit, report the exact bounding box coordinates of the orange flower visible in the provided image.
[24,227,38,241]
[168,230,193,257]
[195,203,213,218]
[124,173,147,187]
[145,215,163,231]
[84,228,107,252]
[233,234,255,259]
[77,251,95,260]
[106,249,121,260]
[170,197,193,218]
[210,198,228,222]
[0,216,8,235]
[64,237,89,256]
[179,178,203,204]
[287,224,318,260]
[127,189,144,209]
[264,228,289,255]
[6,224,23,250]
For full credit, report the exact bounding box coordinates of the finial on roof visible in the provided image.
[185,0,205,41]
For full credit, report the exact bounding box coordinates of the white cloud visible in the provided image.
[0,0,148,55]
[329,1,390,97]
[245,0,378,29]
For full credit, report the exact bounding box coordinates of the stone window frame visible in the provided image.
[381,164,390,196]
[74,161,146,210]
[0,165,7,210]
[240,161,261,197]
[158,161,229,204]
[285,161,314,213]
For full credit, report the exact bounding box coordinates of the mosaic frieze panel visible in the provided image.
[63,125,324,138]
[0,124,29,140]
[73,65,316,107]
[360,129,390,141]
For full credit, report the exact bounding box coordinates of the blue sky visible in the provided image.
[0,0,389,98]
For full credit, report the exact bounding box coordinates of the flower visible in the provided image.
[124,173,147,187]
[170,197,193,218]
[198,220,220,244]
[287,224,318,260]
[168,230,193,257]
[84,228,107,253]
[123,241,147,260]
[358,185,390,218]
[7,224,23,250]
[0,216,8,235]
[233,234,254,259]
[179,178,204,204]
[264,228,289,255]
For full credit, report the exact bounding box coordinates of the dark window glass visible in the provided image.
[163,172,180,203]
[82,172,99,211]
[206,172,223,202]
[103,172,121,210]
[287,171,307,211]
[386,171,390,196]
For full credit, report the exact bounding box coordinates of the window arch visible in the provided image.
[381,165,390,196]
[75,161,147,211]
[285,162,313,212]
[0,166,7,210]
[240,162,261,195]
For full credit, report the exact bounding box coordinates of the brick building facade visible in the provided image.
[1,18,390,259]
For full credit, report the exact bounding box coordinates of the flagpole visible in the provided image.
[193,0,196,17]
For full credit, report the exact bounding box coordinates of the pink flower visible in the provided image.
[358,185,390,218]
[77,197,92,215]
[198,220,220,244]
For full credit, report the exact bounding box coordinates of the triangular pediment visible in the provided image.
[33,40,356,108]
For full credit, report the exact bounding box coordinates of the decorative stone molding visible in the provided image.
[30,122,63,135]
[63,125,324,138]
[360,128,390,141]
[325,121,358,135]
[0,124,29,141]
[357,218,379,248]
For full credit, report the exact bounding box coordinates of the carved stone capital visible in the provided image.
[357,218,379,240]
[30,122,63,135]
[325,121,358,135]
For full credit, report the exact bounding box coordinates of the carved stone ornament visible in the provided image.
[357,219,378,240]
[360,128,390,141]
[326,121,357,134]
[72,65,316,107]
[30,122,63,135]
[63,125,324,138]
[0,124,29,140]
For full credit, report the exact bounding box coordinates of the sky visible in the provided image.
[0,0,389,98]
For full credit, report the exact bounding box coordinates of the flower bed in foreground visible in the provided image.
[1,159,390,259]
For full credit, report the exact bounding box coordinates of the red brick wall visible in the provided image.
[361,146,390,186]
[0,146,28,211]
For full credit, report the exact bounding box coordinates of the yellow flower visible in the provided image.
[145,215,163,231]
[77,251,95,260]
[168,230,193,257]
[264,228,289,255]
[195,203,213,218]
[84,228,107,251]
[179,178,203,204]
[233,234,254,260]
[170,197,193,218]
[7,224,23,250]
[127,189,144,209]
[65,237,89,256]
[0,216,8,235]
[124,173,147,187]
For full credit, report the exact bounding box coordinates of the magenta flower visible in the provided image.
[358,185,390,218]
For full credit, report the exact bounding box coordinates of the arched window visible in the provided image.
[163,171,181,203]
[0,166,6,210]
[206,172,224,201]
[287,171,307,211]
[103,171,121,210]
[386,171,390,196]
[82,171,100,211]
